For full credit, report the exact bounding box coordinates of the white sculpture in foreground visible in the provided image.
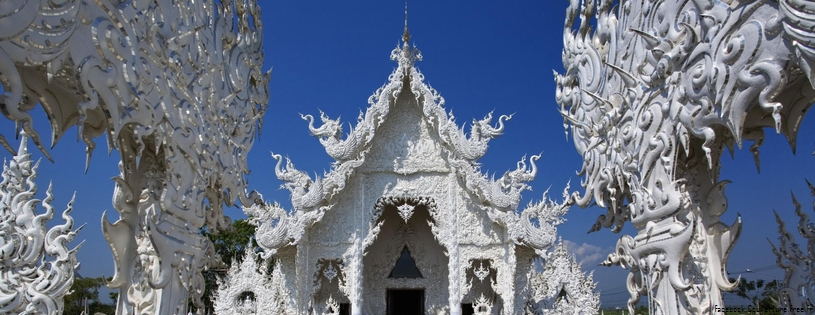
[0,133,83,315]
[557,0,815,313]
[0,0,269,313]
[769,182,815,314]
[236,25,598,315]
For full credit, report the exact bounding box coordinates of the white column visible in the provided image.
[448,244,461,315]
[351,238,364,315]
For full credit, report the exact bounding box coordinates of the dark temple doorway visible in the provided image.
[386,289,424,315]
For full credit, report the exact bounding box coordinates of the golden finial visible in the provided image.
[402,0,411,44]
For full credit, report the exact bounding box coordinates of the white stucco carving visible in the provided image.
[213,244,293,315]
[474,262,490,283]
[0,133,83,315]
[0,0,269,313]
[770,183,815,313]
[245,26,598,315]
[556,0,815,313]
[473,294,493,315]
[524,241,600,315]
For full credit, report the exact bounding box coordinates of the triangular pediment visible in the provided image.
[297,41,514,173]
[272,36,537,214]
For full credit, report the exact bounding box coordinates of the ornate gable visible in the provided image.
[255,31,576,260]
[272,35,531,213]
[213,245,293,315]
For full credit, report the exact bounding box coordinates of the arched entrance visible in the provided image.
[363,196,449,314]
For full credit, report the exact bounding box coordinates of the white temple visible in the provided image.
[215,25,599,315]
[9,0,815,314]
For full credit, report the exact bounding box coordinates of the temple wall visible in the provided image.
[513,246,537,314]
[452,183,505,245]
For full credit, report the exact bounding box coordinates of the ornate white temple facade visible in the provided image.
[216,29,599,315]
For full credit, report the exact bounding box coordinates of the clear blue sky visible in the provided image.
[2,1,814,308]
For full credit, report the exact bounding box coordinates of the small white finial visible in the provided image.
[403,0,410,44]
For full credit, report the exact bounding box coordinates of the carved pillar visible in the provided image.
[296,233,310,314]
[554,0,810,313]
[0,1,268,314]
[597,139,741,314]
[499,246,516,315]
[349,238,364,315]
[448,242,462,315]
[103,143,215,315]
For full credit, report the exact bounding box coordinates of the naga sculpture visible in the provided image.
[0,0,269,314]
[0,133,83,315]
[557,0,815,313]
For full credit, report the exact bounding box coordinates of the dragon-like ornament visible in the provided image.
[556,0,815,313]
[0,0,269,313]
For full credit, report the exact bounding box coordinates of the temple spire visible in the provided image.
[392,0,421,68]
[403,0,410,44]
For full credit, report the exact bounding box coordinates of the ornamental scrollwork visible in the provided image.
[524,241,600,315]
[0,133,83,315]
[473,261,490,283]
[769,182,815,314]
[436,111,513,161]
[554,0,815,312]
[369,196,448,253]
[472,294,493,315]
[0,0,269,312]
[213,244,295,315]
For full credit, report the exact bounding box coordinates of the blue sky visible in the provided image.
[2,0,814,309]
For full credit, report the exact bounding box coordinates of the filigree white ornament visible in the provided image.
[0,133,83,315]
[324,262,339,283]
[524,240,600,315]
[213,245,294,315]
[315,295,341,315]
[472,294,493,315]
[0,0,269,313]
[769,182,815,313]
[397,203,416,223]
[473,261,490,283]
[555,0,815,313]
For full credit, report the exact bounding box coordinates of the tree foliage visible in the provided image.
[64,276,115,315]
[727,277,779,311]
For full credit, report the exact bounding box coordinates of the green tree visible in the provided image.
[727,277,779,313]
[63,276,115,315]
